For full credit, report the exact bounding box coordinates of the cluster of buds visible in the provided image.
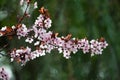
[0,1,108,66]
[0,67,9,80]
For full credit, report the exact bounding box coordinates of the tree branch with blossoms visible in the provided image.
[0,0,108,79]
[0,0,108,65]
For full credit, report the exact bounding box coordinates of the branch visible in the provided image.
[17,3,30,24]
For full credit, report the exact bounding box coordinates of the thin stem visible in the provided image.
[17,3,30,24]
[0,44,8,51]
[0,52,7,57]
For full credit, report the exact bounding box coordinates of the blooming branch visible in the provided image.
[0,1,108,66]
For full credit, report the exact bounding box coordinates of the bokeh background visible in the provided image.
[0,0,120,80]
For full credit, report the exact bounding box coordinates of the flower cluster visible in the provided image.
[90,39,108,56]
[34,14,52,29]
[0,67,9,80]
[17,24,29,39]
[10,47,31,65]
[8,7,108,65]
[0,1,109,80]
[0,2,108,65]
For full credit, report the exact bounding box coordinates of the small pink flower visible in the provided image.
[35,15,44,28]
[58,48,63,53]
[34,41,40,46]
[44,18,52,28]
[25,37,33,43]
[80,39,90,53]
[63,49,71,59]
[100,41,108,48]
[35,49,46,57]
[1,26,7,31]
[0,67,9,80]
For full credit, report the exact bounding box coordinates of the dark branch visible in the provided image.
[17,3,30,24]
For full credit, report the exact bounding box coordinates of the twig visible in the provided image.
[0,44,8,51]
[0,52,7,57]
[17,3,30,24]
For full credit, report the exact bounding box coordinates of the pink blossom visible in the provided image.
[17,24,28,39]
[35,15,44,28]
[34,41,40,46]
[1,26,7,31]
[63,49,71,59]
[0,68,9,80]
[25,37,33,43]
[80,39,90,53]
[44,18,52,28]
[90,39,108,56]
[10,47,31,65]
[100,41,108,48]
[30,49,46,59]
[11,25,16,29]
[34,14,52,29]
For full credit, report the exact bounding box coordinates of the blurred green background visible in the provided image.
[0,0,120,80]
